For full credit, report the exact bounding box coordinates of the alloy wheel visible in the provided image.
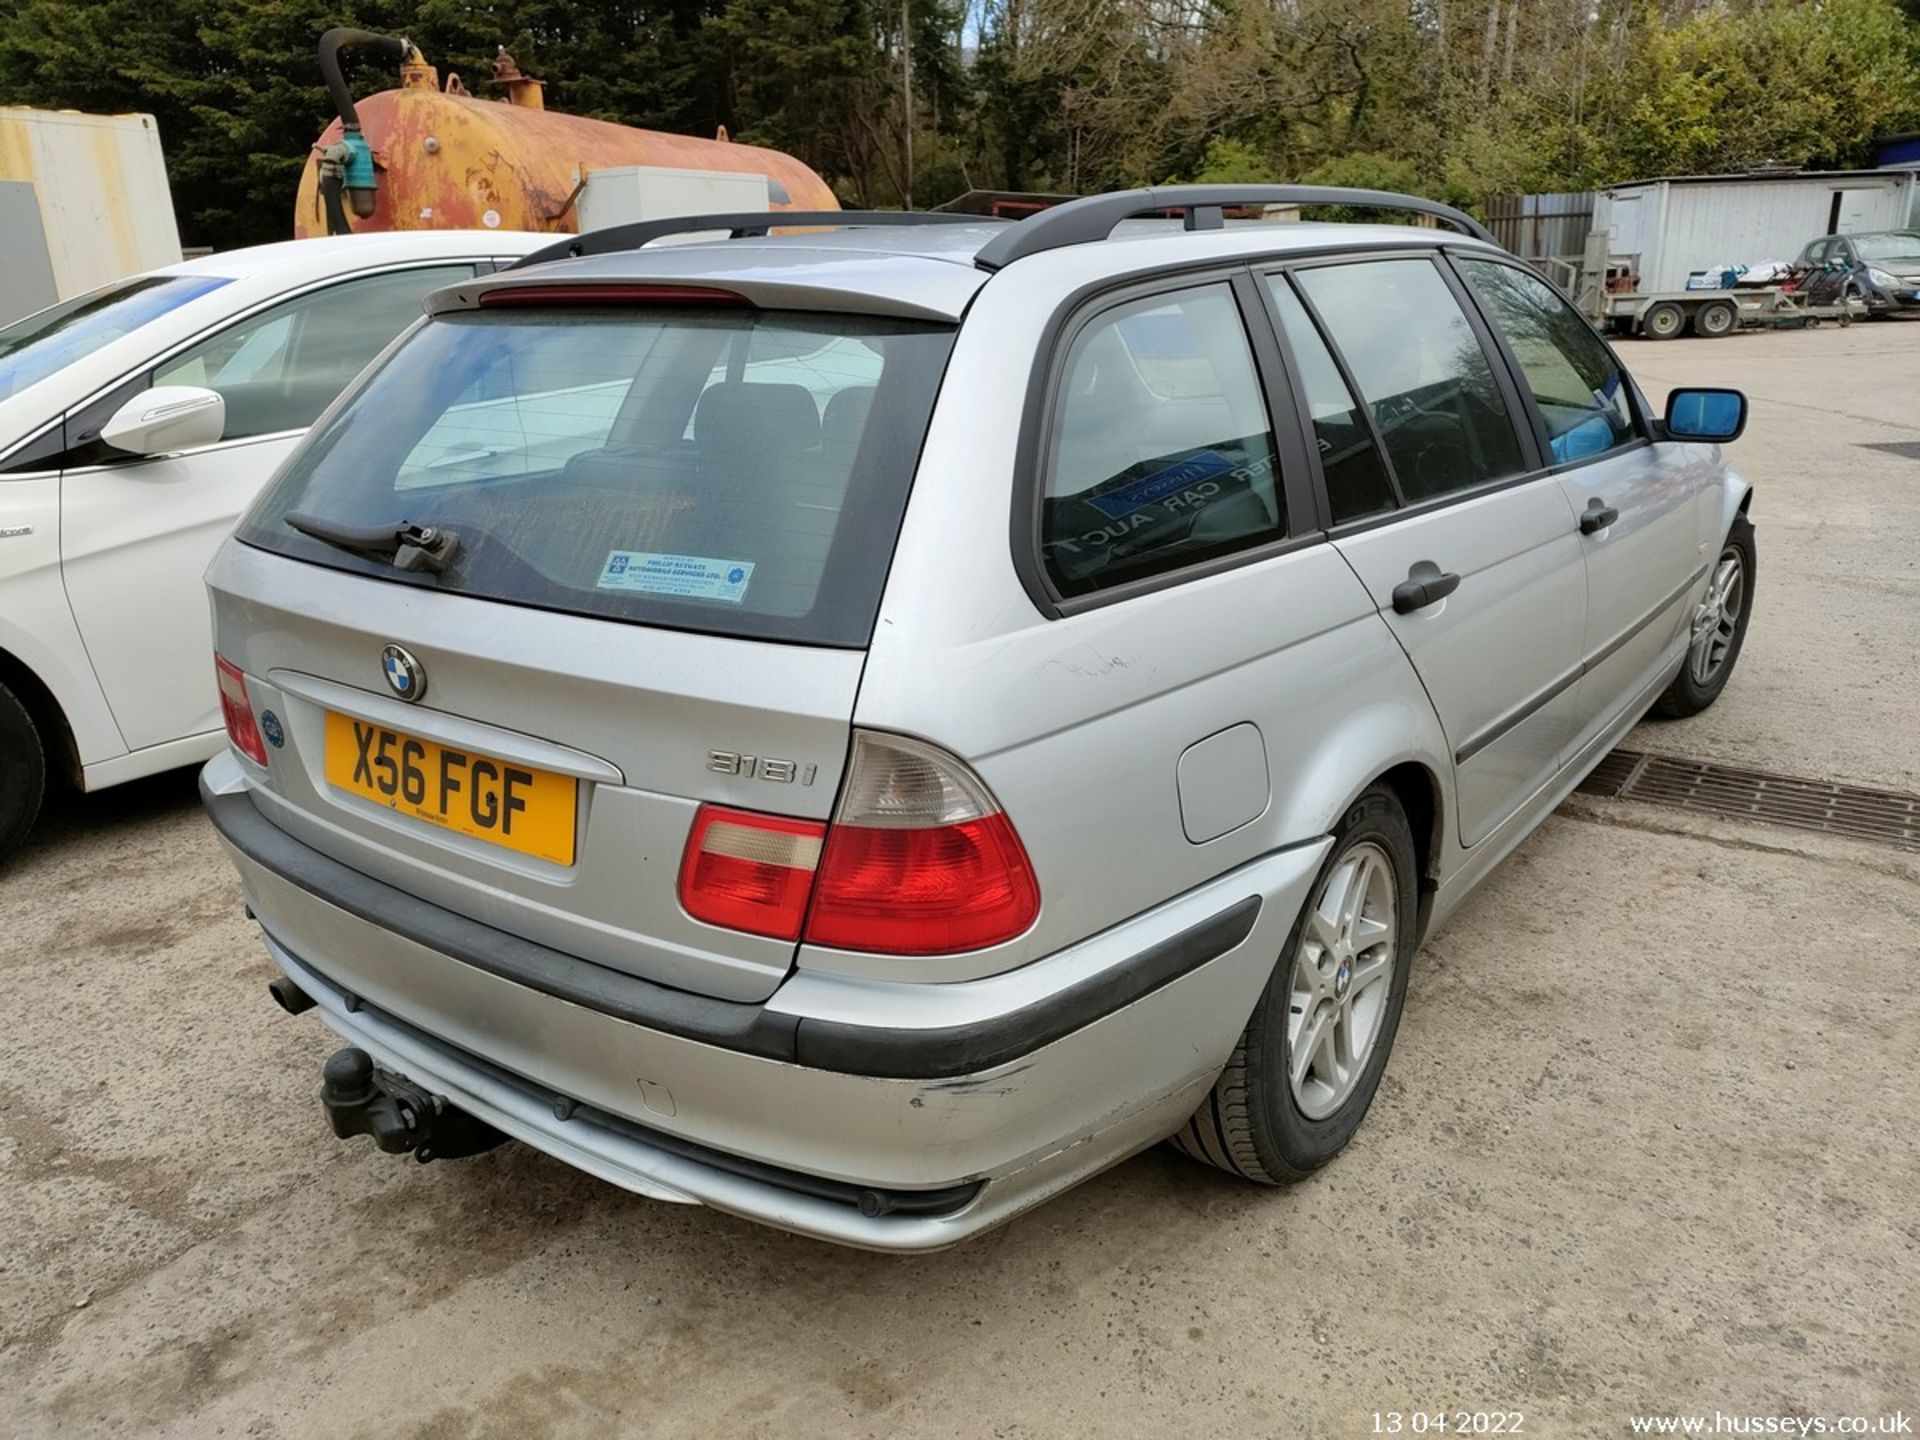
[1689,545,1745,685]
[1288,841,1399,1120]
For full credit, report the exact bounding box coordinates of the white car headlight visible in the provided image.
[1866,267,1899,288]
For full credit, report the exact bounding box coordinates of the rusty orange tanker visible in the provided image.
[293,30,838,238]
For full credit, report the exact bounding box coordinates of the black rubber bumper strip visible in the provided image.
[790,895,1261,1077]
[202,780,798,1060]
[203,779,1263,1080]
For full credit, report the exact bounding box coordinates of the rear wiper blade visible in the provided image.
[284,512,460,574]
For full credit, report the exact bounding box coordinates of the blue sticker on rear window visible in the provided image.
[1084,450,1236,518]
[598,551,755,603]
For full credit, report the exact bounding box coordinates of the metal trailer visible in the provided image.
[1593,286,1766,339]
[1497,169,1919,339]
[1589,284,1865,339]
[1737,287,1868,330]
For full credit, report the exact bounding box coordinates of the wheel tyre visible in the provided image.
[1643,302,1686,340]
[1172,787,1418,1183]
[0,681,47,864]
[1692,301,1736,338]
[1652,513,1756,720]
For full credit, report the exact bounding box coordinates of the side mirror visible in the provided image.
[101,385,226,457]
[1663,387,1746,443]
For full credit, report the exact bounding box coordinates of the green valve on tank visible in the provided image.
[340,131,377,190]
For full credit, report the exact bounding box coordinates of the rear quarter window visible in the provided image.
[1040,282,1287,599]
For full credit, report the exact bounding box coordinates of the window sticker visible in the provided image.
[1084,450,1236,519]
[598,551,755,603]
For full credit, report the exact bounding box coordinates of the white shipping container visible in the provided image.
[1593,171,1920,292]
[575,165,772,235]
[0,107,183,324]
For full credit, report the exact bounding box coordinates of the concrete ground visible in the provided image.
[1621,316,1920,793]
[3,320,1917,1439]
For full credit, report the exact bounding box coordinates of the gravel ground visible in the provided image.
[1,318,1916,1439]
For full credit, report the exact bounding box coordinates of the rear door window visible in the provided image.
[1456,258,1638,464]
[1265,278,1397,524]
[241,305,955,647]
[1294,259,1527,503]
[1042,283,1285,598]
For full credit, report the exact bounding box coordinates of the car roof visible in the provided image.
[436,219,1489,324]
[154,229,551,282]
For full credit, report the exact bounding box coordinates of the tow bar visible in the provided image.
[319,1047,509,1163]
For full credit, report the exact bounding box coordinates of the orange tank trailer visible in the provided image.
[293,45,838,237]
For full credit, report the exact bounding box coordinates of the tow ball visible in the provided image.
[319,1048,508,1163]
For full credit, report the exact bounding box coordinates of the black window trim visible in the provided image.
[0,416,67,478]
[1008,257,1326,620]
[1254,267,1406,525]
[1439,248,1655,482]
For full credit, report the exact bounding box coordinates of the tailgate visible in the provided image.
[209,543,858,1003]
[209,297,954,1002]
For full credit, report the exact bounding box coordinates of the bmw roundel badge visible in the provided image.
[259,710,285,749]
[381,644,426,702]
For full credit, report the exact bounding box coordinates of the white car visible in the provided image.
[0,230,547,859]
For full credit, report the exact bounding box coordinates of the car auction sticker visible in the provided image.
[598,551,755,603]
[1084,450,1235,518]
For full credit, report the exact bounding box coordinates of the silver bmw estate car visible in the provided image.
[202,187,1755,1249]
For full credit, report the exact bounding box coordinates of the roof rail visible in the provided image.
[971,185,1497,271]
[511,210,993,270]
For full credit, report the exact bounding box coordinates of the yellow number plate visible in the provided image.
[323,712,577,865]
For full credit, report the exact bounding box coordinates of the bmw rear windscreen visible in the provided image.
[240,305,954,647]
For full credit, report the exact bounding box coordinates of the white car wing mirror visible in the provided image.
[101,386,227,457]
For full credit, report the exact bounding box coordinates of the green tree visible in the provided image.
[1,0,1917,249]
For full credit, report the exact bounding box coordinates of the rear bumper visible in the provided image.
[203,753,1328,1249]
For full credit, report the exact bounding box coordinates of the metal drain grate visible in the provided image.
[1576,749,1646,799]
[1858,441,1920,461]
[1576,749,1920,851]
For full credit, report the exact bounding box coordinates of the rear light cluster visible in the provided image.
[214,653,268,765]
[677,732,1040,956]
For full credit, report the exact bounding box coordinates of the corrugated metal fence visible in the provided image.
[1484,191,1594,261]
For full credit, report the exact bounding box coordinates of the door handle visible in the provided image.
[1391,560,1461,614]
[1579,498,1619,535]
